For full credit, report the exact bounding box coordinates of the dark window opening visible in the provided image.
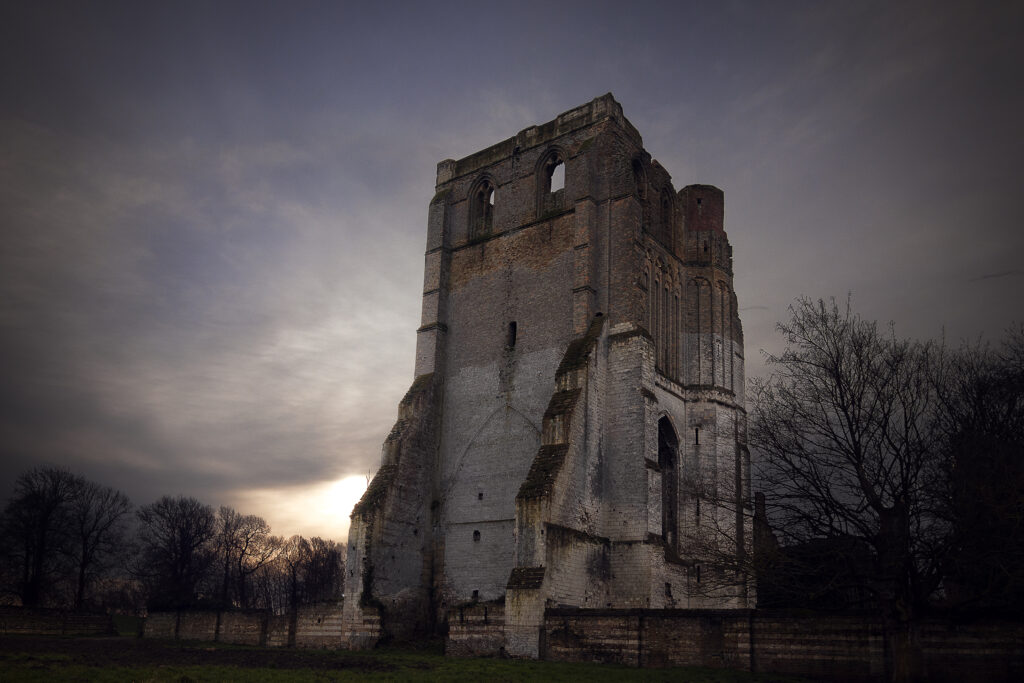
[507,321,517,348]
[696,565,701,583]
[472,589,479,601]
[477,492,483,500]
[473,530,480,542]
[471,178,495,237]
[543,154,564,194]
[697,197,702,206]
[695,427,700,445]
[539,152,566,216]
[632,159,646,199]
[658,417,679,549]
[702,241,708,253]
[664,582,673,598]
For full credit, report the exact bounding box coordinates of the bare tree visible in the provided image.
[215,506,280,608]
[751,298,945,682]
[0,467,78,607]
[933,325,1024,612]
[303,536,344,604]
[63,479,131,610]
[248,534,344,614]
[132,496,216,609]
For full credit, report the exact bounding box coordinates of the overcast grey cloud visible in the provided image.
[2,0,1021,539]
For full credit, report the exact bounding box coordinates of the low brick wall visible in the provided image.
[447,603,505,656]
[0,607,114,636]
[218,610,267,646]
[266,613,294,648]
[294,602,345,649]
[176,610,218,641]
[142,603,349,649]
[143,611,178,639]
[539,608,1024,682]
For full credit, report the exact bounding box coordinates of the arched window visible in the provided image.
[632,158,647,199]
[658,416,679,549]
[537,149,565,216]
[469,177,495,238]
[659,188,674,248]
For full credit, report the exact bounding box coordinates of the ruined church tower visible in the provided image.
[343,94,751,656]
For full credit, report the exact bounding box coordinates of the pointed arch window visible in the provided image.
[469,177,495,239]
[537,149,566,216]
[658,416,679,549]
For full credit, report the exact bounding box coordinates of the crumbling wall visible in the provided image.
[343,373,439,644]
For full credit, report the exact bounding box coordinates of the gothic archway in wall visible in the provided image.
[658,416,679,549]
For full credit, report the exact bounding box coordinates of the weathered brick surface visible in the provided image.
[294,602,345,648]
[447,602,505,657]
[218,609,267,645]
[176,610,218,641]
[542,609,1024,682]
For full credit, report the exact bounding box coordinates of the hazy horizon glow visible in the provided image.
[2,1,1021,540]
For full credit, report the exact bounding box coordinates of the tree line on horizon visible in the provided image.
[0,469,345,614]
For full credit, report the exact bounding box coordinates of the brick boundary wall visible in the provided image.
[142,602,346,648]
[0,607,114,636]
[447,603,505,656]
[538,608,1024,683]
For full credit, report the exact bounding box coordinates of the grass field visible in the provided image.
[0,635,807,682]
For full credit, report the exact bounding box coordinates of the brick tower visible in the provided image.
[342,94,751,655]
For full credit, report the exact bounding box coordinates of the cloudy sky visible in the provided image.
[2,0,1021,541]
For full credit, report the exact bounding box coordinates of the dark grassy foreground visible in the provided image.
[0,635,808,682]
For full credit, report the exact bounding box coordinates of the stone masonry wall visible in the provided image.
[537,609,1024,682]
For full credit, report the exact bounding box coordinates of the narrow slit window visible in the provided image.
[473,530,480,542]
[695,427,700,445]
[507,321,517,348]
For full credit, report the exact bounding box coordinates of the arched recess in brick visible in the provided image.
[468,175,496,239]
[717,280,731,390]
[658,187,675,250]
[695,277,713,385]
[673,283,683,381]
[658,416,680,550]
[642,262,652,333]
[536,148,565,217]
